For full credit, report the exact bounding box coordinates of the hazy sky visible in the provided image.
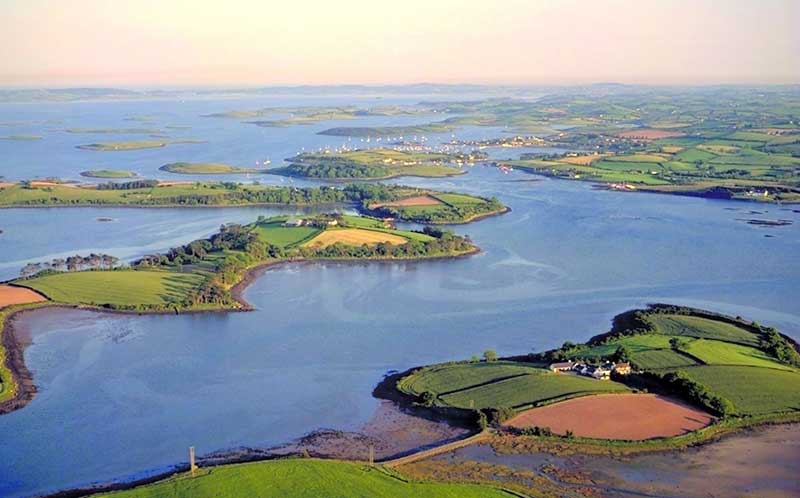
[0,0,798,87]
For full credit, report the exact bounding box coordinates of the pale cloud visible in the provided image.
[0,0,797,86]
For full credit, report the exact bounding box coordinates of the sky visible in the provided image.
[0,0,798,87]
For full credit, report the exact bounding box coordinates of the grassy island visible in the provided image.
[77,139,204,151]
[79,169,138,178]
[269,148,487,180]
[0,134,42,141]
[159,162,265,175]
[319,121,457,137]
[65,128,162,134]
[387,304,800,444]
[0,214,477,412]
[0,180,508,224]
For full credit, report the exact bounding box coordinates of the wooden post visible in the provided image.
[189,446,197,477]
[369,444,374,467]
[469,399,475,409]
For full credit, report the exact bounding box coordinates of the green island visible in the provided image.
[269,148,486,179]
[386,304,800,448]
[319,121,457,137]
[0,214,477,412]
[91,459,513,498]
[0,181,507,224]
[0,134,42,141]
[76,139,205,151]
[159,162,265,175]
[204,105,429,126]
[64,128,162,134]
[79,169,138,179]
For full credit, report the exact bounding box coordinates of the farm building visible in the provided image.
[549,361,576,372]
[613,362,631,375]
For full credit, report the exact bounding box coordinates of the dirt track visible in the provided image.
[504,393,714,440]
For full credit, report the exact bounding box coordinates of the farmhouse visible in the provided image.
[549,361,575,372]
[550,360,628,381]
[613,362,631,375]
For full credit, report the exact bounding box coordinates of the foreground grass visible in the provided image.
[17,270,204,307]
[95,459,514,498]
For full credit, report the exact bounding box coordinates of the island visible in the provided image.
[159,162,265,175]
[318,121,457,137]
[382,304,800,446]
[0,180,508,224]
[64,128,162,134]
[79,169,138,179]
[204,104,430,126]
[0,214,478,413]
[76,139,205,151]
[0,134,43,141]
[269,148,486,180]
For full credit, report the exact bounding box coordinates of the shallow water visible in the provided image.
[439,424,800,498]
[1,96,799,497]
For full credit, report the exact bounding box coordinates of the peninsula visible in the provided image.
[0,214,478,414]
[385,304,800,446]
[0,181,507,224]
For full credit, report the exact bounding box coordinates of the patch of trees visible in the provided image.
[20,253,120,278]
[760,328,800,367]
[96,180,158,190]
[658,370,735,417]
[279,161,390,179]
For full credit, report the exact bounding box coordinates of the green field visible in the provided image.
[160,162,262,175]
[18,270,203,307]
[253,221,322,248]
[368,192,505,224]
[566,334,701,370]
[79,169,137,178]
[685,339,794,370]
[680,365,800,415]
[399,361,630,410]
[96,459,512,498]
[649,315,762,347]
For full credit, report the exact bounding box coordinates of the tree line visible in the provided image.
[20,253,120,278]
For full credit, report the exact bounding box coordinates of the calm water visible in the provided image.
[1,96,799,497]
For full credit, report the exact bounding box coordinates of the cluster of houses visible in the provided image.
[283,217,338,228]
[549,360,631,381]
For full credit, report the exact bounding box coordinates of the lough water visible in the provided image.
[1,96,799,496]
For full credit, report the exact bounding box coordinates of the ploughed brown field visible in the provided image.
[503,393,714,440]
[369,195,443,209]
[0,285,47,308]
[617,129,686,140]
